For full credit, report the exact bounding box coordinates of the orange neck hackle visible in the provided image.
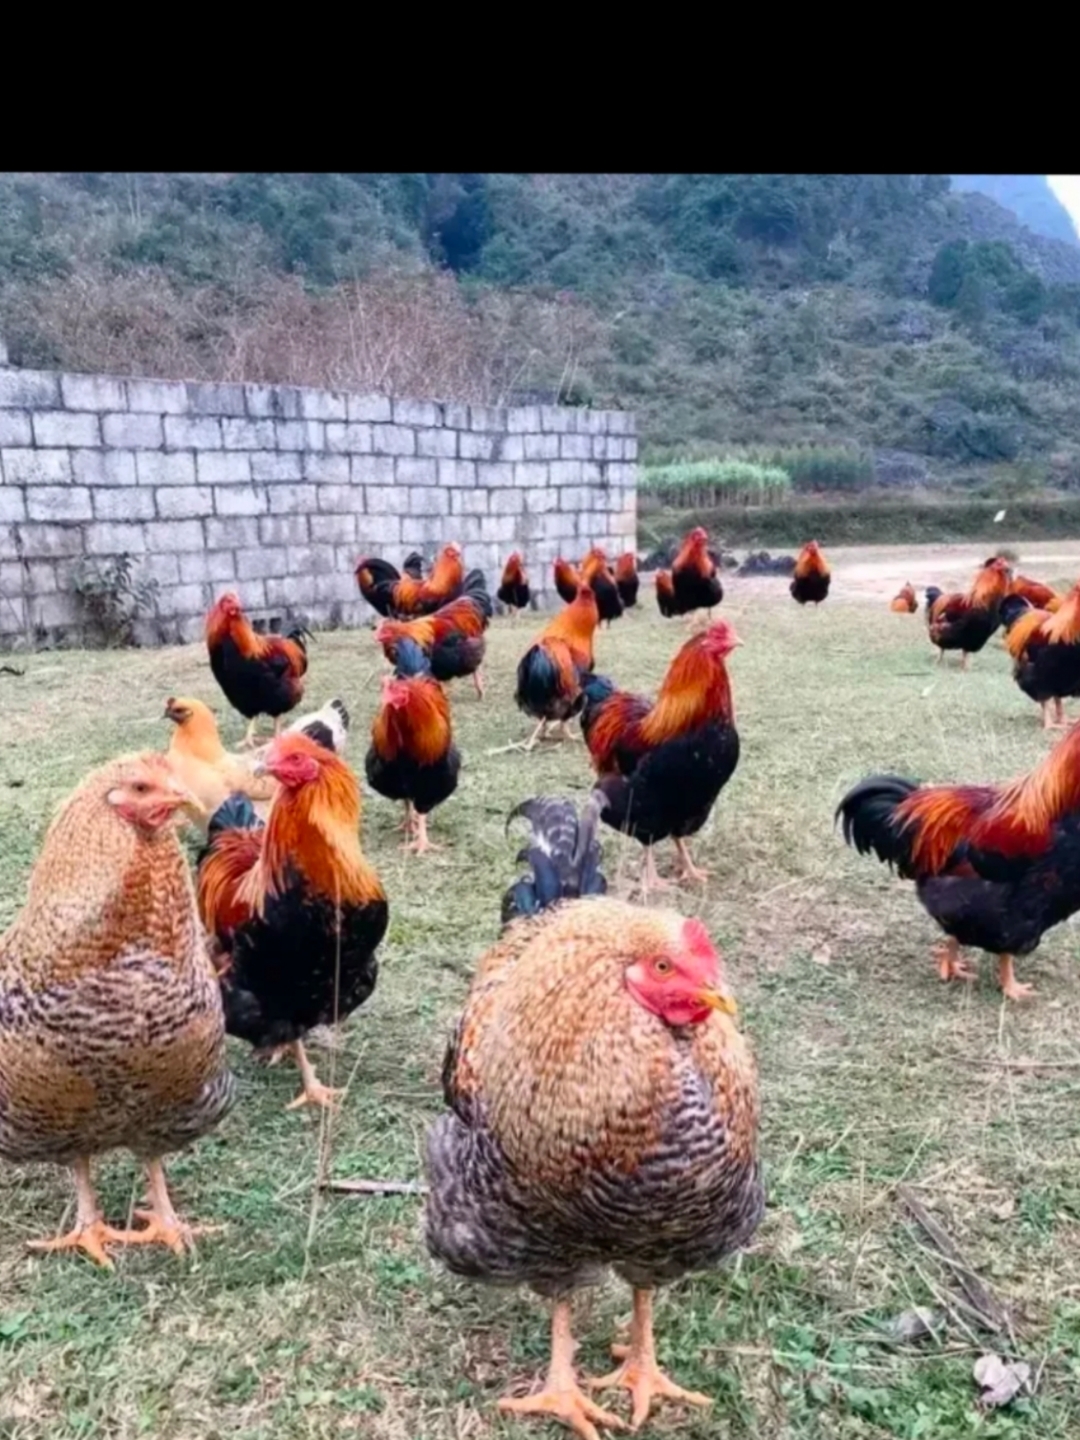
[673,526,711,576]
[205,591,264,658]
[503,551,526,584]
[371,673,452,766]
[656,569,675,598]
[615,552,637,582]
[640,620,741,743]
[429,543,464,593]
[970,557,1011,608]
[541,584,600,663]
[1042,581,1080,644]
[794,541,829,579]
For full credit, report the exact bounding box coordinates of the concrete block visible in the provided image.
[437,458,477,489]
[316,484,362,513]
[449,488,489,515]
[490,489,525,515]
[259,515,310,546]
[0,487,26,522]
[474,461,514,490]
[497,434,525,461]
[180,550,237,585]
[94,488,157,521]
[99,413,162,449]
[251,453,304,484]
[85,522,148,556]
[304,452,350,484]
[441,403,469,430]
[143,553,181,586]
[264,574,314,608]
[524,433,559,460]
[311,512,356,543]
[393,397,440,428]
[326,422,373,455]
[156,486,214,519]
[60,374,127,410]
[481,515,516,543]
[146,520,204,553]
[187,382,247,416]
[538,406,573,433]
[560,434,593,460]
[543,514,579,540]
[469,405,507,433]
[417,427,458,458]
[30,591,80,629]
[23,559,58,593]
[559,486,595,512]
[0,411,32,447]
[314,571,356,604]
[455,515,484,544]
[0,369,60,408]
[525,488,558,513]
[506,405,541,434]
[27,486,93,522]
[299,388,348,422]
[267,484,318,515]
[0,561,27,598]
[365,486,410,516]
[351,455,396,487]
[275,419,325,452]
[0,593,25,633]
[608,462,637,489]
[31,412,100,448]
[513,461,550,490]
[459,432,499,461]
[215,484,268,517]
[245,384,303,420]
[125,379,189,414]
[17,524,86,559]
[356,516,401,548]
[222,417,277,450]
[401,517,446,546]
[235,546,289,580]
[205,516,259,549]
[165,416,223,449]
[2,448,72,485]
[371,424,416,456]
[410,487,449,516]
[157,583,206,615]
[396,456,438,489]
[549,460,584,487]
[346,393,392,423]
[136,451,196,487]
[197,453,252,486]
[287,543,336,576]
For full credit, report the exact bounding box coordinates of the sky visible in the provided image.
[1047,175,1080,232]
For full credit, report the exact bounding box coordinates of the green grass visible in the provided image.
[641,460,792,510]
[3,588,1080,1438]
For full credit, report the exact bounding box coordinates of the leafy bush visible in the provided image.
[642,459,791,508]
[767,447,874,493]
[69,554,160,647]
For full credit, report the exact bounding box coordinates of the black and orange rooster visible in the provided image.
[1008,573,1062,611]
[365,638,461,855]
[553,557,582,606]
[889,583,917,613]
[614,551,640,611]
[668,527,724,620]
[197,733,388,1109]
[205,592,310,749]
[926,557,1011,669]
[838,724,1080,1001]
[374,572,492,699]
[655,568,677,617]
[513,584,600,751]
[497,552,531,617]
[582,620,742,896]
[580,546,623,626]
[355,543,466,619]
[790,541,831,607]
[1002,580,1080,729]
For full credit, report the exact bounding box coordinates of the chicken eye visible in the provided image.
[132,782,150,795]
[653,958,673,976]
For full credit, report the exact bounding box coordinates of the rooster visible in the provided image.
[582,619,742,896]
[374,573,492,699]
[553,557,582,605]
[205,592,310,748]
[425,794,762,1437]
[670,527,724,620]
[581,546,623,626]
[614,551,640,610]
[889,583,917,613]
[1008,574,1062,611]
[497,551,531,617]
[655,568,677,617]
[1002,581,1080,730]
[926,557,1011,669]
[365,638,461,855]
[790,540,831,607]
[837,722,1080,1001]
[0,753,234,1266]
[197,734,388,1109]
[514,585,600,751]
[355,543,466,619]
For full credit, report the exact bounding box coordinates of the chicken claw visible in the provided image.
[26,1219,144,1269]
[499,1301,626,1440]
[998,955,1036,1002]
[123,1159,223,1256]
[935,939,976,983]
[286,1039,344,1110]
[673,839,711,885]
[588,1289,711,1431]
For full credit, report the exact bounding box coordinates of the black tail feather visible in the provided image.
[500,794,608,928]
[835,774,921,874]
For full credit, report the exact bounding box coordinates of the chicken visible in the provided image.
[498,551,531,617]
[513,585,600,751]
[163,696,277,827]
[205,591,310,748]
[615,552,640,610]
[499,795,609,927]
[669,527,724,620]
[1007,573,1062,611]
[1001,581,1080,729]
[196,734,388,1109]
[374,572,492,700]
[582,619,742,896]
[281,696,351,756]
[355,543,466,619]
[889,583,917,613]
[403,551,426,580]
[0,753,234,1266]
[580,547,624,626]
[790,540,831,607]
[424,794,763,1439]
[553,557,582,605]
[365,638,461,855]
[926,557,1011,669]
[837,721,1080,1001]
[655,569,677,617]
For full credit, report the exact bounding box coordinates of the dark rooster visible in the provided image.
[197,733,388,1109]
[582,619,742,897]
[927,557,1011,669]
[670,527,724,620]
[790,541,831,607]
[205,592,310,748]
[513,585,600,751]
[655,568,677,617]
[1002,580,1080,730]
[375,572,492,699]
[497,551,531,617]
[355,543,465,619]
[837,723,1080,1001]
[365,637,461,855]
[581,546,624,626]
[425,794,761,1437]
[553,557,582,605]
[615,551,640,610]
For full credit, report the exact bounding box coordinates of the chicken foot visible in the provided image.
[473,668,485,700]
[934,938,976,983]
[26,1157,146,1269]
[498,1299,627,1440]
[403,808,441,855]
[1042,698,1067,730]
[588,1287,711,1431]
[639,847,672,900]
[123,1159,224,1256]
[998,954,1035,1002]
[672,838,711,885]
[285,1038,344,1110]
[239,717,262,750]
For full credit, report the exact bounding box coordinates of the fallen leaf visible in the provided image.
[810,944,832,967]
[890,1306,944,1343]
[993,509,1007,523]
[973,1353,1032,1408]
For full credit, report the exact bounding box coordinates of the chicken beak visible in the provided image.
[697,987,738,1017]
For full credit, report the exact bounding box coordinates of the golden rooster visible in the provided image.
[355,543,466,619]
[0,753,235,1266]
[889,582,917,613]
[1008,573,1063,612]
[614,551,640,610]
[1001,581,1080,729]
[205,592,310,747]
[497,551,531,617]
[790,541,831,606]
[425,795,762,1437]
[580,546,623,625]
[927,557,1011,669]
[513,585,600,751]
[553,557,582,605]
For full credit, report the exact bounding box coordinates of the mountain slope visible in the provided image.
[951,175,1079,248]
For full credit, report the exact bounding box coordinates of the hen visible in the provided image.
[355,543,466,619]
[205,591,310,747]
[163,695,276,826]
[1002,581,1080,730]
[514,584,600,751]
[365,637,461,855]
[553,557,582,605]
[197,734,388,1109]
[581,547,624,626]
[837,722,1080,1001]
[789,541,831,607]
[0,753,234,1266]
[582,619,741,896]
[670,527,724,619]
[889,583,917,613]
[425,794,762,1438]
[926,557,1011,669]
[374,572,492,699]
[498,551,531,616]
[614,552,640,610]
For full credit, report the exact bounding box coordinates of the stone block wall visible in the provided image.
[0,366,638,647]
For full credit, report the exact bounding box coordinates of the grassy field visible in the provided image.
[2,583,1080,1440]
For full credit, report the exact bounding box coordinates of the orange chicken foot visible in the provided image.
[285,1039,344,1110]
[26,1157,146,1269]
[403,809,441,855]
[998,954,1035,1002]
[123,1159,224,1256]
[588,1288,711,1431]
[934,938,976,983]
[499,1300,627,1440]
[673,838,710,885]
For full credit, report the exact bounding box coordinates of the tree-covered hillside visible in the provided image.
[4,173,1080,481]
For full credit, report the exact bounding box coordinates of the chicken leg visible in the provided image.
[473,668,485,700]
[240,717,260,749]
[26,1157,145,1269]
[640,846,672,899]
[404,809,441,855]
[123,1159,223,1256]
[673,838,710,884]
[588,1287,711,1430]
[998,954,1035,1002]
[934,938,976,983]
[498,1300,626,1440]
[285,1038,344,1110]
